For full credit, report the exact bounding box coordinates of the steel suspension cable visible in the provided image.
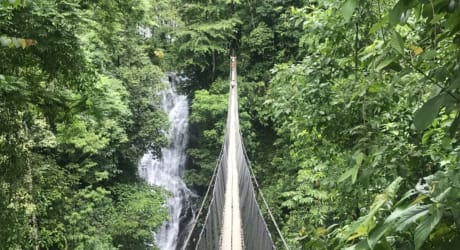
[239,135,290,250]
[182,136,226,250]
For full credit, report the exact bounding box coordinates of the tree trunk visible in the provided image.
[25,124,39,250]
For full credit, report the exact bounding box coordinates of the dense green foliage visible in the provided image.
[0,0,175,249]
[180,0,460,249]
[3,0,460,249]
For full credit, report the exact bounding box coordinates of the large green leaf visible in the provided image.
[339,166,359,183]
[390,30,404,54]
[414,206,443,250]
[447,70,460,90]
[339,151,365,184]
[394,205,430,232]
[414,94,446,130]
[449,113,460,136]
[389,1,404,26]
[375,57,396,71]
[389,0,417,26]
[366,203,429,248]
[366,222,389,249]
[343,178,403,244]
[342,0,358,22]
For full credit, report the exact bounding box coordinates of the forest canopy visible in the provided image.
[181,0,460,249]
[0,0,172,249]
[2,0,460,249]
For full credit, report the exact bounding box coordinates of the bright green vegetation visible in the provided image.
[181,0,460,249]
[2,0,460,249]
[0,0,175,249]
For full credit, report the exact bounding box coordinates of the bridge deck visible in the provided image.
[185,54,276,250]
[220,56,244,250]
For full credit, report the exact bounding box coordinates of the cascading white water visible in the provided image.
[139,75,194,250]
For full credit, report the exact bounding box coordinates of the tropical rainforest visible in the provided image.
[1,0,460,249]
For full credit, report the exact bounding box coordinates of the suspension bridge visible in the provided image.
[182,50,289,250]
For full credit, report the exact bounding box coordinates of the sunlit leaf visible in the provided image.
[395,205,430,231]
[390,30,404,54]
[20,39,27,49]
[339,166,358,183]
[412,46,423,55]
[342,0,358,22]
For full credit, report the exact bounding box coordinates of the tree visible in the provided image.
[0,0,174,248]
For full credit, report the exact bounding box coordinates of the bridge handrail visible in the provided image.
[181,141,225,250]
[239,134,290,250]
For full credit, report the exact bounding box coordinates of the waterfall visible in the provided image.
[139,74,194,250]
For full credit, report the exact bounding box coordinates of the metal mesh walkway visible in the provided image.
[183,55,275,250]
